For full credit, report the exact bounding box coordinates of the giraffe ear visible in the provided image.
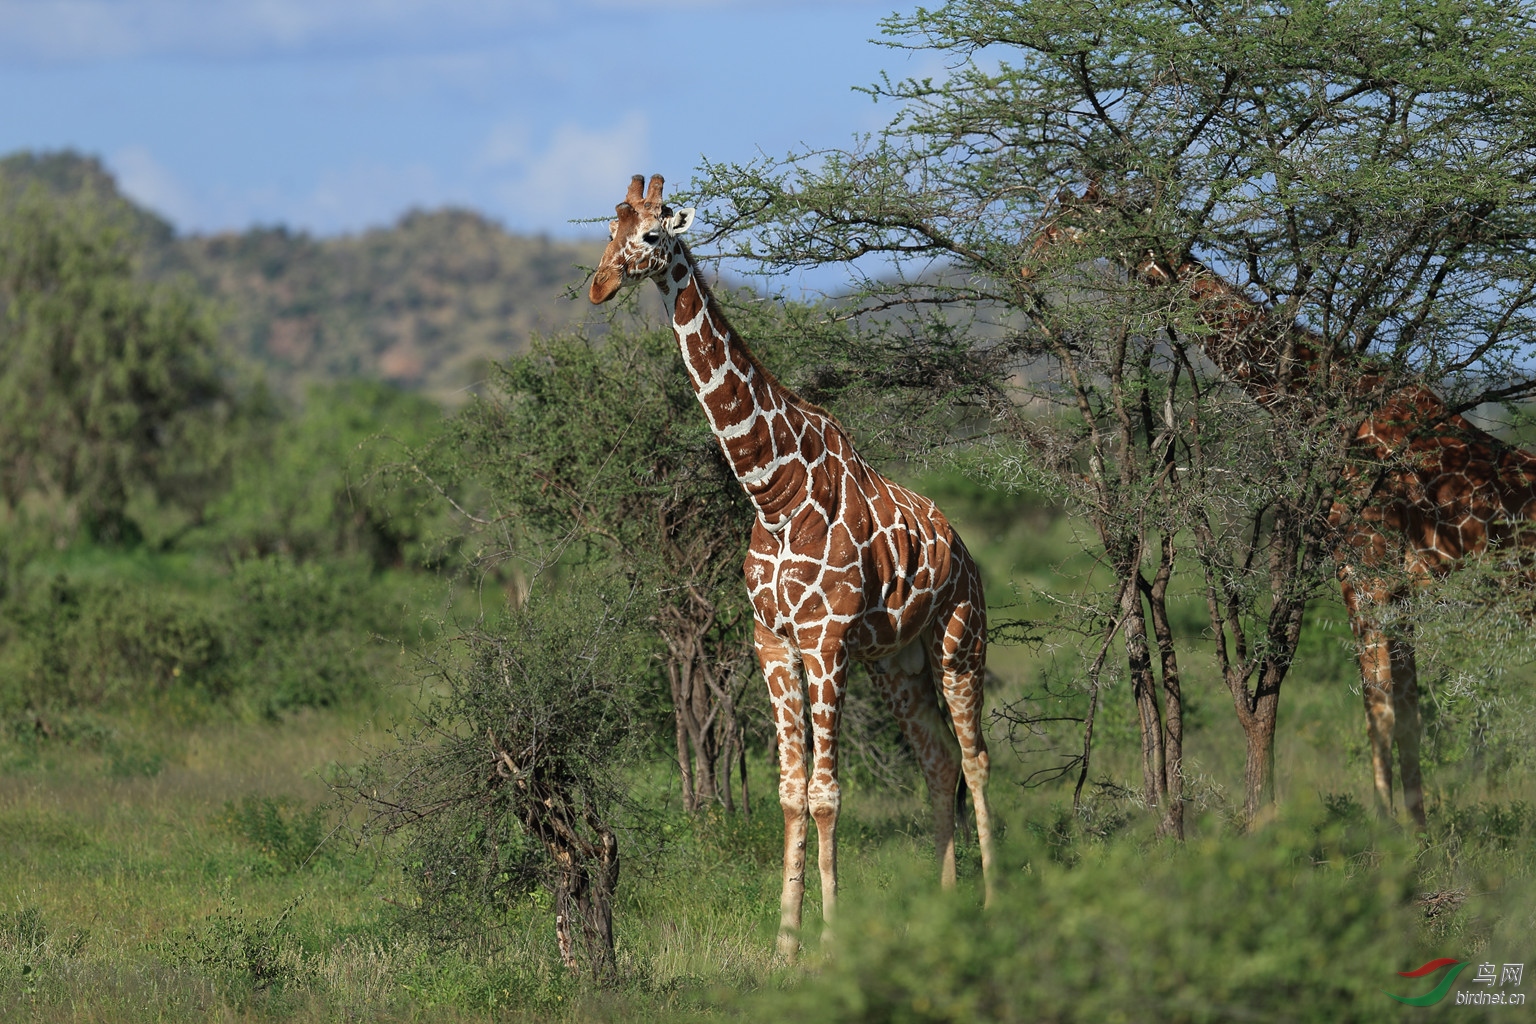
[669,207,696,234]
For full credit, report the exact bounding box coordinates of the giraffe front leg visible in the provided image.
[755,623,808,960]
[1356,627,1398,819]
[802,642,849,946]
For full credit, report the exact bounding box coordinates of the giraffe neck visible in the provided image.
[655,244,831,528]
[1151,257,1536,521]
[1144,257,1333,403]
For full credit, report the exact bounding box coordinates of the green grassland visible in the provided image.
[1,477,1533,1023]
[1,144,1532,1022]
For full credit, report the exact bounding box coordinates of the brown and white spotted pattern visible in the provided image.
[1333,383,1536,826]
[592,175,994,956]
[1028,198,1536,827]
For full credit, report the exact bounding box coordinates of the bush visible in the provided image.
[229,556,376,715]
[163,890,308,995]
[0,555,390,721]
[216,796,330,873]
[751,817,1421,1023]
[0,573,228,710]
[344,576,649,978]
[196,380,447,570]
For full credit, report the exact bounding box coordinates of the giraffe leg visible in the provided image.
[1390,638,1427,829]
[1356,626,1398,820]
[870,639,962,887]
[754,623,808,959]
[801,641,849,946]
[928,593,994,907]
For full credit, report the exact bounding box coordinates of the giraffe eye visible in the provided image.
[642,231,660,244]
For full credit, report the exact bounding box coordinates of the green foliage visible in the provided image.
[197,380,448,570]
[348,577,649,951]
[226,556,379,715]
[0,573,228,710]
[0,554,393,722]
[216,797,330,873]
[444,327,750,568]
[436,326,761,811]
[164,891,309,994]
[0,183,231,542]
[750,819,1419,1024]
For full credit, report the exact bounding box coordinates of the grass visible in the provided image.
[1,692,1531,1021]
[1,482,1534,1020]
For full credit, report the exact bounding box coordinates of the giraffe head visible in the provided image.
[589,174,697,304]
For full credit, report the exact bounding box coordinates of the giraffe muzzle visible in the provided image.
[589,268,623,304]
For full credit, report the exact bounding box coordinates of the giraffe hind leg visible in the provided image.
[870,639,962,887]
[927,596,995,906]
[1390,638,1427,828]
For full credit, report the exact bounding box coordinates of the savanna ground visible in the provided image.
[1,474,1532,1023]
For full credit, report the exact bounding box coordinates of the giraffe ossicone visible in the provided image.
[591,173,996,956]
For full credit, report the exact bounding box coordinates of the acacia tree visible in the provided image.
[341,579,645,978]
[692,0,1536,819]
[0,186,230,543]
[429,326,759,813]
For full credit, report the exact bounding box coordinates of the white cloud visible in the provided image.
[0,1,525,61]
[0,0,848,62]
[295,161,453,234]
[481,111,651,230]
[109,144,200,225]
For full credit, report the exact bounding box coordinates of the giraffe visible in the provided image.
[590,175,995,956]
[1026,193,1536,827]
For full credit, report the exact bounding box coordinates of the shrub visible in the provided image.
[0,555,389,721]
[0,573,227,709]
[216,796,330,873]
[751,818,1420,1023]
[342,576,649,979]
[164,890,308,995]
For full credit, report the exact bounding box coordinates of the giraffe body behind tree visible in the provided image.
[1029,194,1536,826]
[591,175,994,956]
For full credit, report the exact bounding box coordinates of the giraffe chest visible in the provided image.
[743,484,958,659]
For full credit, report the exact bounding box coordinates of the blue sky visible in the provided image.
[0,1,931,242]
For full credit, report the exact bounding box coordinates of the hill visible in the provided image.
[0,150,605,402]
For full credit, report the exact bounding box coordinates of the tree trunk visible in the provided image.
[546,816,620,981]
[578,824,620,982]
[1241,702,1278,820]
[1145,536,1184,840]
[686,652,719,803]
[738,724,751,817]
[667,662,698,812]
[1234,666,1283,821]
[1117,551,1168,813]
[718,718,736,814]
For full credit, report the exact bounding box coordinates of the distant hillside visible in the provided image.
[0,151,605,402]
[179,211,605,400]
